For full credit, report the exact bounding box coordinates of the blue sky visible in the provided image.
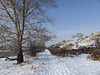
[47,0,100,46]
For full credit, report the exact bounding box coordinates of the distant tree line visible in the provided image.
[71,33,83,38]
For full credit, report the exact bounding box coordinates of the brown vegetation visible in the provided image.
[48,46,100,61]
[87,48,100,61]
[48,46,95,57]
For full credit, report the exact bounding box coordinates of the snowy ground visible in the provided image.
[0,49,100,75]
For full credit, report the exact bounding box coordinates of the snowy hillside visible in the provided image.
[0,49,100,75]
[50,31,100,50]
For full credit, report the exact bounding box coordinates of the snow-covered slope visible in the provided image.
[50,31,100,50]
[0,49,100,75]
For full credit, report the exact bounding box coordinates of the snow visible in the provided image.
[0,49,100,75]
[52,35,97,50]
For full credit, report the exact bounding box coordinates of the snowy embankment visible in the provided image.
[0,49,100,75]
[50,31,100,50]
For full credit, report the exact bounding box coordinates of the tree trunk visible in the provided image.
[17,45,23,64]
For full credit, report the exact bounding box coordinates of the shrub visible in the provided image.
[28,41,45,57]
[88,48,100,61]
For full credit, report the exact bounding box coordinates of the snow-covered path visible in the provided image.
[37,50,72,75]
[1,49,100,75]
[37,49,100,75]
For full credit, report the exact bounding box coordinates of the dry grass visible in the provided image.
[49,46,100,61]
[87,49,100,61]
[31,65,36,70]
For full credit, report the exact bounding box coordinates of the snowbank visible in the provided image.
[0,50,100,75]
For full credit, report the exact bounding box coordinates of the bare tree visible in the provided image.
[26,26,56,57]
[71,33,83,38]
[0,0,57,64]
[0,24,14,50]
